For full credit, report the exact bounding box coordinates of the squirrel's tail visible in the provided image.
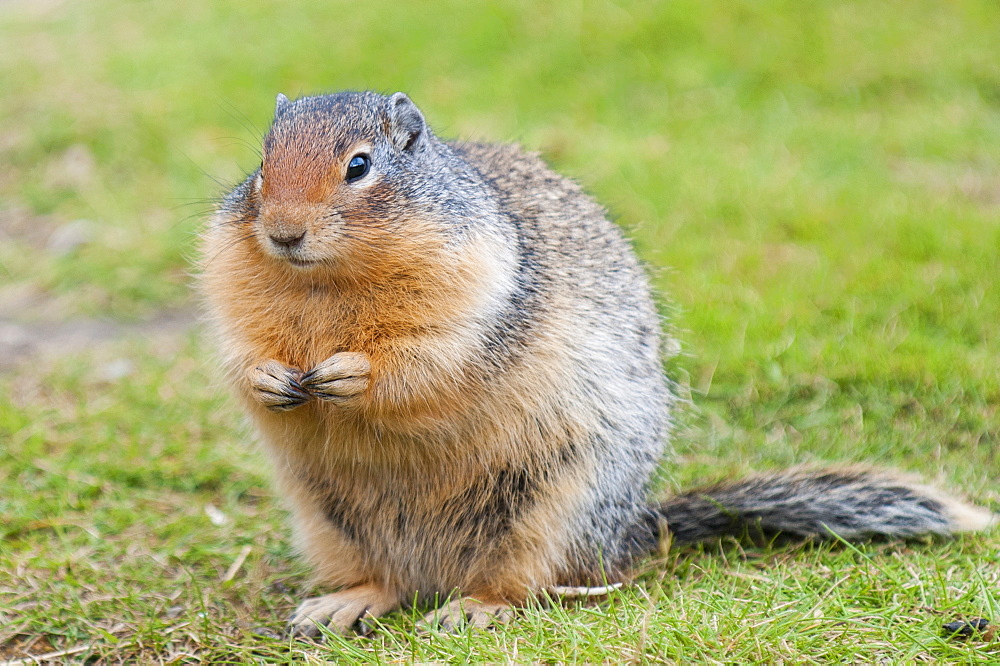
[655,467,996,545]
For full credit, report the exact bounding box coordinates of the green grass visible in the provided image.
[1,0,998,661]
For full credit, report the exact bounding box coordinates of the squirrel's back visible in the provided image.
[449,140,676,574]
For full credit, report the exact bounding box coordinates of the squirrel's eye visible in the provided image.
[346,154,371,183]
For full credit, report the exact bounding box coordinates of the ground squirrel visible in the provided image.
[200,90,996,635]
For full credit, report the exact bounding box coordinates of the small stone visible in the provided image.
[204,504,228,526]
[98,357,134,382]
[943,617,990,639]
[47,219,95,256]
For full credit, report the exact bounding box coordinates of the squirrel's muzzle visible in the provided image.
[268,230,306,250]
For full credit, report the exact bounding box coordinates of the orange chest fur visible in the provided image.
[225,281,405,371]
[208,238,473,374]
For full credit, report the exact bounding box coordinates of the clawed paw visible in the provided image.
[287,585,398,638]
[300,352,371,407]
[248,352,371,412]
[248,360,311,412]
[419,598,515,632]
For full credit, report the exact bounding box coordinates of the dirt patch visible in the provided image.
[0,280,197,375]
[0,308,197,374]
[0,207,61,250]
[0,202,199,373]
[0,205,100,260]
[0,634,58,663]
[891,158,1000,207]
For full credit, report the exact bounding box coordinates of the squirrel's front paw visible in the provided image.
[248,360,312,412]
[300,352,371,408]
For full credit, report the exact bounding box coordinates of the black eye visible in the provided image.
[346,154,371,182]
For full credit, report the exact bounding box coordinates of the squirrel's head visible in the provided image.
[226,91,486,276]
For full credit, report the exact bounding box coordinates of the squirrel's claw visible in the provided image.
[248,361,312,411]
[419,598,515,632]
[300,352,371,406]
[287,585,397,638]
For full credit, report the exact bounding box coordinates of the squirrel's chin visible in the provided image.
[263,249,324,269]
[285,257,320,269]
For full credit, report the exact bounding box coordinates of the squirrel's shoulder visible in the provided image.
[447,140,582,200]
[446,140,644,286]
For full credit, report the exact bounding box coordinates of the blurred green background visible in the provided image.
[1,0,997,661]
[3,1,998,393]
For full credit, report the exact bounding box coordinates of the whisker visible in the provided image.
[217,98,266,143]
[201,230,257,268]
[218,136,264,160]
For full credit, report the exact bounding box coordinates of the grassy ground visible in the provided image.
[1,0,998,662]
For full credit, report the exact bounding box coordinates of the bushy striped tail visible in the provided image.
[656,467,996,545]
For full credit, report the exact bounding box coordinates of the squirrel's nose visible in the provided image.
[269,231,306,249]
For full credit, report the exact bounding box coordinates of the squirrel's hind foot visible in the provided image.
[419,597,515,632]
[287,584,398,638]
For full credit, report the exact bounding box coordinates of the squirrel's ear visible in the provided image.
[388,92,426,153]
[275,93,290,115]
